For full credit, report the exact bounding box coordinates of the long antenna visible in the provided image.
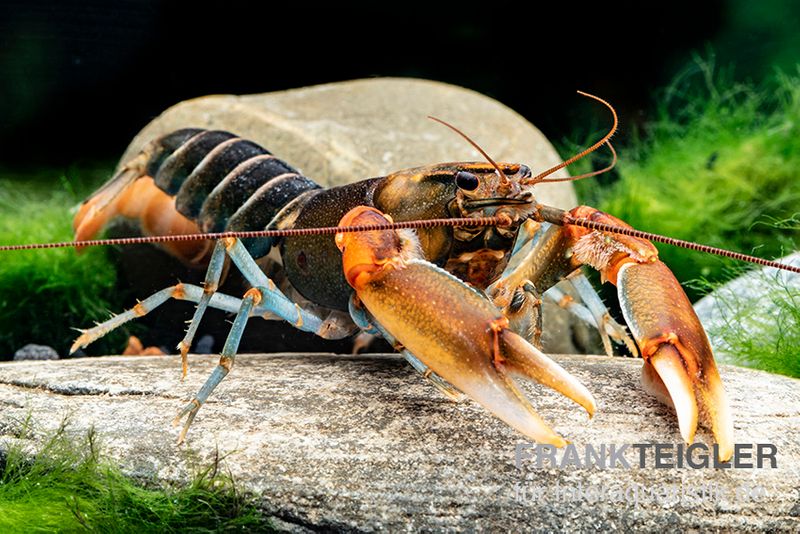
[2,209,798,275]
[535,141,618,183]
[0,216,505,252]
[427,116,511,185]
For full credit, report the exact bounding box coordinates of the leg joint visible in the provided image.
[219,355,234,372]
[243,287,263,306]
[172,283,186,299]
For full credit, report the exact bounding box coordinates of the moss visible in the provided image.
[688,210,799,379]
[0,422,273,533]
[0,165,127,358]
[574,61,800,300]
[707,276,800,378]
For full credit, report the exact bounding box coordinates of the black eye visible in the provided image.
[455,171,479,191]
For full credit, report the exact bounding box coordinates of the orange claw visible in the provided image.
[617,260,733,462]
[569,206,734,462]
[336,206,596,447]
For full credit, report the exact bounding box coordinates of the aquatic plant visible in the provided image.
[575,61,800,300]
[0,421,272,532]
[0,166,126,358]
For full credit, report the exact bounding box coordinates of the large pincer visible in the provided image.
[336,206,595,446]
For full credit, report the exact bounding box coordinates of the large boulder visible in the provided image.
[1,354,797,531]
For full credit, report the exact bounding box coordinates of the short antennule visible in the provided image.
[523,91,619,185]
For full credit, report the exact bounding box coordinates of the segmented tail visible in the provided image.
[73,129,212,263]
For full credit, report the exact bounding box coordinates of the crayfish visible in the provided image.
[5,92,796,461]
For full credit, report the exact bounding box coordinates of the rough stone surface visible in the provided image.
[13,343,59,361]
[108,78,597,355]
[695,252,800,364]
[1,354,798,531]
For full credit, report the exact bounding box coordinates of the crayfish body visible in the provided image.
[69,126,733,460]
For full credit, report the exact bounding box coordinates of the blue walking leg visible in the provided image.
[178,240,227,377]
[70,283,246,354]
[223,238,328,335]
[71,286,179,354]
[172,285,263,444]
[348,293,381,335]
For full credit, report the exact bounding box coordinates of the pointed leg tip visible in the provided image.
[717,443,734,463]
[70,336,88,354]
[178,342,190,380]
[600,335,614,358]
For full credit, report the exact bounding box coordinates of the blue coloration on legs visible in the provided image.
[348,293,380,335]
[224,238,325,335]
[179,240,228,377]
[70,285,176,354]
[172,286,263,444]
[70,282,246,354]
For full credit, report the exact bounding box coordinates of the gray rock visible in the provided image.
[109,78,602,355]
[695,252,800,364]
[13,343,59,361]
[1,353,797,531]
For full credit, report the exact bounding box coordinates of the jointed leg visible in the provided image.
[544,275,638,357]
[173,286,263,444]
[223,238,328,335]
[72,238,355,357]
[487,222,572,346]
[489,221,635,356]
[70,282,252,354]
[178,240,228,377]
[560,273,638,356]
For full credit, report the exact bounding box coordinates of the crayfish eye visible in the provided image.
[455,171,480,191]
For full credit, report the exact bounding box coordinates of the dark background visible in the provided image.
[2,0,798,167]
